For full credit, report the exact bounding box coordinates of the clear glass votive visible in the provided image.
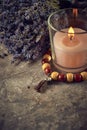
[48,8,87,73]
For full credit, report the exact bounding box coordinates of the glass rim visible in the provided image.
[48,8,87,34]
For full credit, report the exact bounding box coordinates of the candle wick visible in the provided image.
[70,36,73,41]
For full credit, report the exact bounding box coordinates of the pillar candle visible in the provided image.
[53,28,87,69]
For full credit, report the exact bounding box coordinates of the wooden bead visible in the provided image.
[42,58,49,64]
[80,71,87,80]
[51,71,59,80]
[66,73,73,82]
[42,63,50,70]
[44,67,51,75]
[58,74,66,82]
[43,54,51,62]
[74,74,82,82]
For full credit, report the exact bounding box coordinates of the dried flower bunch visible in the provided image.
[0,0,59,62]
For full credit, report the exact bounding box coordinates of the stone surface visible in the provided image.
[0,52,87,130]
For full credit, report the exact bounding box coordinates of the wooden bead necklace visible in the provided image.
[35,49,87,92]
[42,49,87,82]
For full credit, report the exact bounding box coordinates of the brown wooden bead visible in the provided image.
[42,59,49,64]
[74,74,82,82]
[58,74,66,82]
[44,67,51,75]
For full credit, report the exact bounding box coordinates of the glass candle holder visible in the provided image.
[48,8,87,73]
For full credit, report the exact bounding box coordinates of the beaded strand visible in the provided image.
[41,49,87,83]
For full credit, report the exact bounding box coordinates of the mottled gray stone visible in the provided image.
[0,53,87,130]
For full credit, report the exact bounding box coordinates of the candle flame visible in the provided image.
[68,27,74,40]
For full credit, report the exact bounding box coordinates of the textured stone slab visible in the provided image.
[0,54,87,130]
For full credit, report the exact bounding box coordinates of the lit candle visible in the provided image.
[53,27,87,70]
